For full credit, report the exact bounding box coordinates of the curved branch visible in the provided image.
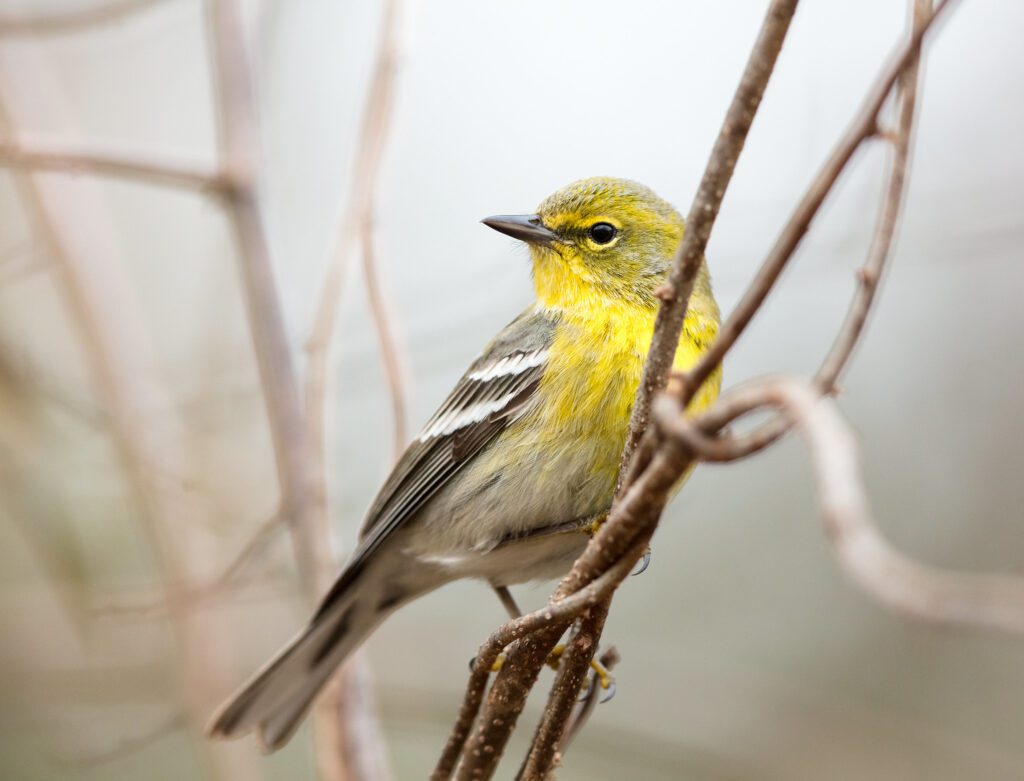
[738,380,1024,634]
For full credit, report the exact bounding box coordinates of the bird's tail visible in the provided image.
[207,566,392,752]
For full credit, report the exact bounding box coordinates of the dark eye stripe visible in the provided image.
[588,222,617,244]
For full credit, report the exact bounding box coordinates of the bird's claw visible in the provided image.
[579,675,617,703]
[632,547,652,576]
[468,654,505,673]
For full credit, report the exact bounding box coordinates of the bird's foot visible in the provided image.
[545,644,616,702]
[467,654,508,674]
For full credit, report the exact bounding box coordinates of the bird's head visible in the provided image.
[483,177,705,312]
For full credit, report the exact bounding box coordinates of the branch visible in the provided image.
[0,141,224,192]
[204,0,329,599]
[0,0,168,36]
[0,82,261,779]
[678,0,955,409]
[305,0,407,482]
[680,0,938,464]
[675,379,1024,634]
[617,0,801,478]
[360,214,408,458]
[431,539,647,781]
[518,602,610,781]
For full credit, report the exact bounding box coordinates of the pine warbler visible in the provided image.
[209,177,721,750]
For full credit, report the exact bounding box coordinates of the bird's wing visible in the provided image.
[313,307,557,619]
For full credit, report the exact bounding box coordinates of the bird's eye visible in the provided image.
[588,222,617,245]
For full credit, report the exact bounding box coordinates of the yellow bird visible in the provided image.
[209,177,721,750]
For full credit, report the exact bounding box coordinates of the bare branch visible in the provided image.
[0,76,261,779]
[361,215,408,458]
[691,379,1024,634]
[205,0,331,599]
[679,0,956,409]
[433,0,800,753]
[91,511,286,617]
[305,0,407,479]
[518,603,610,781]
[0,141,223,193]
[431,539,646,781]
[683,0,936,464]
[618,0,801,478]
[0,0,168,36]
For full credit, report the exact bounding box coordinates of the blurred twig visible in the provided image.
[0,0,168,36]
[361,215,408,458]
[303,2,408,779]
[305,0,408,475]
[0,69,260,779]
[662,378,1024,634]
[0,141,222,192]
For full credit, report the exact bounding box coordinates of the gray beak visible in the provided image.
[482,214,558,247]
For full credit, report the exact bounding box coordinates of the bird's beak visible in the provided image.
[482,214,558,247]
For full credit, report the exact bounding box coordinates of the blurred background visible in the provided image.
[1,0,1023,779]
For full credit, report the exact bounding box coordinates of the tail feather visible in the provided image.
[207,589,382,751]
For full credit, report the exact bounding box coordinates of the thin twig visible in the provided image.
[677,0,936,464]
[688,379,1024,634]
[431,539,647,781]
[301,3,407,778]
[617,0,801,481]
[305,0,407,483]
[0,0,168,36]
[562,646,620,750]
[518,602,610,781]
[0,141,223,192]
[361,215,408,457]
[678,0,955,410]
[0,77,260,780]
[92,511,286,617]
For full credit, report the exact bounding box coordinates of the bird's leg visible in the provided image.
[472,585,524,673]
[482,584,614,700]
[492,584,522,619]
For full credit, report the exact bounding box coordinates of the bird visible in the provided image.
[208,176,722,751]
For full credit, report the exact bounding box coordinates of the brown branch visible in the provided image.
[617,0,800,479]
[0,0,168,36]
[561,646,621,751]
[431,540,646,780]
[299,2,407,778]
[0,141,223,192]
[686,379,1024,634]
[518,602,610,781]
[204,5,391,779]
[678,0,936,465]
[678,0,955,411]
